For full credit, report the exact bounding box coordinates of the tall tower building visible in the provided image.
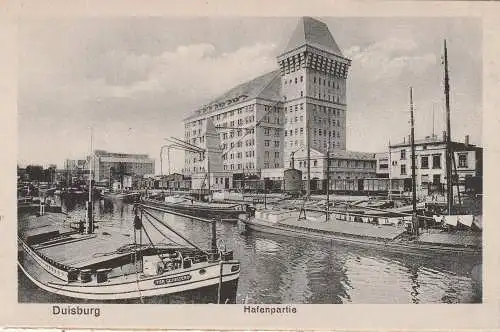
[278,17,351,168]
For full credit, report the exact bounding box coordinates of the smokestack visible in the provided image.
[465,135,470,146]
[442,131,447,142]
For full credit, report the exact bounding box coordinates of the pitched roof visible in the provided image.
[284,17,343,56]
[210,70,282,104]
[184,70,282,120]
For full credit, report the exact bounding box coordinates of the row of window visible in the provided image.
[264,151,280,159]
[263,128,280,136]
[295,159,375,169]
[223,151,256,160]
[223,163,258,171]
[284,128,341,138]
[313,76,341,89]
[185,104,256,130]
[400,153,443,169]
[264,140,280,148]
[282,74,342,90]
[285,114,343,129]
[263,162,281,168]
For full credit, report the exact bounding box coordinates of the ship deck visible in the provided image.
[417,229,482,248]
[20,212,143,269]
[278,212,407,240]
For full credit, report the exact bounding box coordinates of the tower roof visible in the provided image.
[284,17,343,56]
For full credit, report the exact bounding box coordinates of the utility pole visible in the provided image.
[410,87,418,236]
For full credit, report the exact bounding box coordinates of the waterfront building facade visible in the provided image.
[183,71,283,177]
[89,150,155,182]
[292,148,377,181]
[375,152,390,178]
[388,134,482,195]
[183,17,352,184]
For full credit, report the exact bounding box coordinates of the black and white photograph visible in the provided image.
[15,14,485,307]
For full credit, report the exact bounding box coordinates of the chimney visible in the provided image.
[465,135,470,146]
[442,131,447,141]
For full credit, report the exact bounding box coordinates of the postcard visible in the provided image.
[1,0,499,330]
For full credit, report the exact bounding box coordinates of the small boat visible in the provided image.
[141,196,246,221]
[18,203,239,302]
[103,191,141,203]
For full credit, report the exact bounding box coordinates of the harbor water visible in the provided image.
[18,197,482,304]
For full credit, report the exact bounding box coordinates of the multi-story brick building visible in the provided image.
[388,134,482,194]
[182,17,375,186]
[89,150,155,182]
[278,17,350,167]
[183,70,283,176]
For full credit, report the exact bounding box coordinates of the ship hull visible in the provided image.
[18,238,240,302]
[142,199,244,220]
[239,216,481,258]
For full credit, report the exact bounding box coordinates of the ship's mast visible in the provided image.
[410,87,417,236]
[388,139,392,199]
[444,39,453,214]
[86,127,94,234]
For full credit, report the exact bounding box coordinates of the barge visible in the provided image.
[239,209,482,258]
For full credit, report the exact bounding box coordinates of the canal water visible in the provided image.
[18,197,482,304]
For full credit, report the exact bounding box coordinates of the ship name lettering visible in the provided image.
[154,274,192,285]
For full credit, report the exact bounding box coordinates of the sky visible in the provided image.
[17,17,482,173]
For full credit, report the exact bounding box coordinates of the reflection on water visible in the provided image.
[18,196,482,304]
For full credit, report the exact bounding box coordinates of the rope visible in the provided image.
[142,211,187,247]
[140,206,206,253]
[139,218,166,264]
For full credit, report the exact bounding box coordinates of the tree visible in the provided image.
[26,165,43,182]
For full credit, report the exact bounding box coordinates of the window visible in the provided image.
[421,156,429,169]
[274,141,279,147]
[458,153,468,168]
[313,160,318,166]
[275,152,279,158]
[264,140,270,147]
[432,154,441,169]
[401,164,407,175]
[400,149,406,160]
